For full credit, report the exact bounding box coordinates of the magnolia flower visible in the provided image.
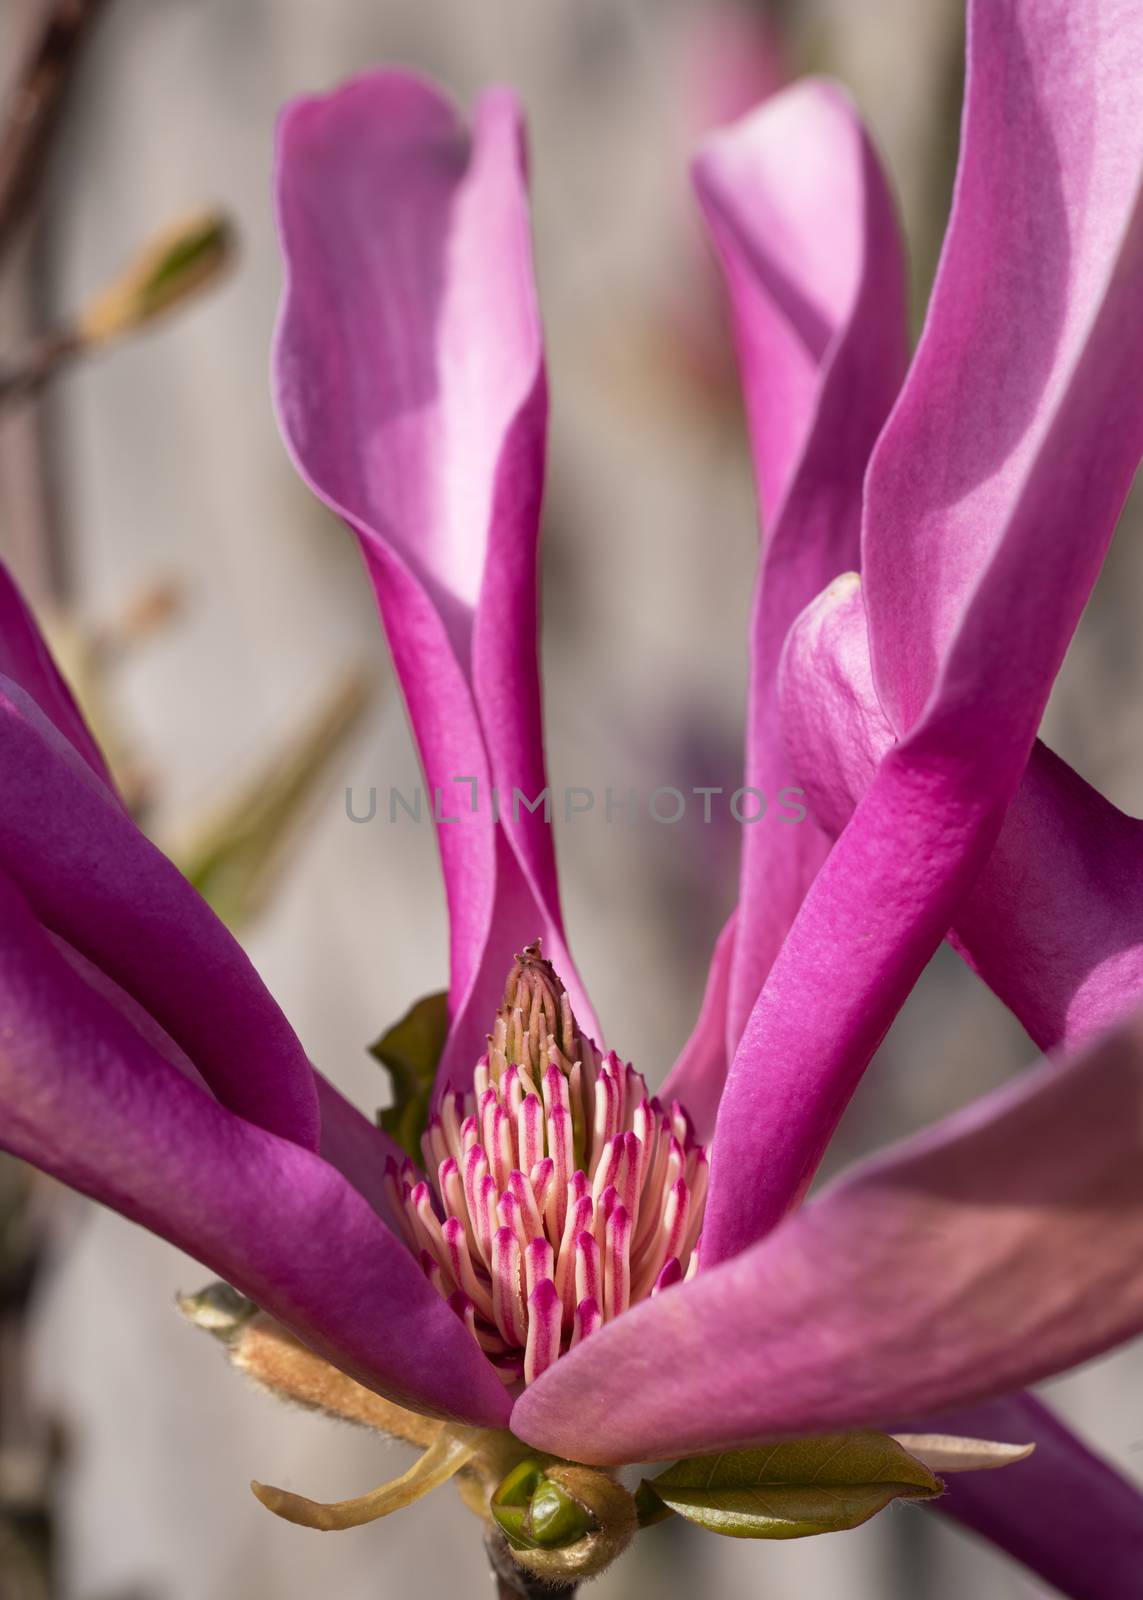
[3,0,1143,1594]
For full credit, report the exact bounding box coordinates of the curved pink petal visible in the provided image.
[703,735,1002,1258]
[313,1071,407,1228]
[702,0,1143,1259]
[0,679,320,1149]
[865,0,1143,734]
[274,70,595,1083]
[512,1009,1143,1465]
[950,749,1143,1051]
[49,924,412,1247]
[694,81,907,1053]
[659,911,736,1141]
[0,872,510,1428]
[0,562,115,789]
[777,573,889,836]
[782,578,1143,1054]
[918,1395,1143,1600]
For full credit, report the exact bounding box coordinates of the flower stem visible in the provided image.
[484,1529,577,1600]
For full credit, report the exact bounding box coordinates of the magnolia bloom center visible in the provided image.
[384,946,707,1388]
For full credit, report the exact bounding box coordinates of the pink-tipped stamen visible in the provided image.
[604,1203,632,1321]
[475,1172,499,1265]
[393,944,706,1387]
[652,1257,682,1294]
[524,1236,555,1299]
[571,1296,601,1348]
[523,1280,562,1384]
[507,1168,545,1242]
[518,1092,544,1174]
[593,1183,619,1252]
[530,1156,555,1217]
[575,1229,601,1306]
[492,1226,526,1347]
[497,1188,527,1253]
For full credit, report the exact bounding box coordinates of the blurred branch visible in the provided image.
[0,1160,59,1600]
[84,578,183,671]
[0,0,108,267]
[173,668,375,929]
[0,210,234,409]
[41,577,186,815]
[0,327,76,405]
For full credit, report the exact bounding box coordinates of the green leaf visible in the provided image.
[639,1433,942,1540]
[634,1481,674,1528]
[369,991,450,1160]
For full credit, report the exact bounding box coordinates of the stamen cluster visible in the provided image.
[385,945,707,1387]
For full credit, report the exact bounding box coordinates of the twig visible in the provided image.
[484,1529,578,1600]
[0,0,108,266]
[0,208,234,413]
[0,327,77,406]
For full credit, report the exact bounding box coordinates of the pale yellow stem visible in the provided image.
[251,1428,480,1531]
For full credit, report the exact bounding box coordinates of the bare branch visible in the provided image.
[0,0,109,263]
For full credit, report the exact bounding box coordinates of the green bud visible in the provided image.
[491,1459,583,1551]
[493,1459,547,1507]
[488,1502,531,1548]
[177,1280,257,1341]
[78,211,234,347]
[491,1470,594,1552]
[528,1480,592,1547]
[489,1460,636,1582]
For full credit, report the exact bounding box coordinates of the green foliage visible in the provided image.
[634,1481,675,1527]
[637,1433,942,1540]
[369,991,449,1160]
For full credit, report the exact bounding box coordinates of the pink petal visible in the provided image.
[694,81,906,1052]
[703,737,1001,1258]
[781,578,1143,1053]
[702,0,1143,1259]
[0,562,115,789]
[45,942,414,1247]
[680,2,785,141]
[0,873,509,1428]
[0,679,319,1150]
[865,0,1143,736]
[949,748,1143,1052]
[274,71,595,1082]
[919,1395,1143,1599]
[777,573,889,838]
[313,1071,408,1227]
[512,1009,1143,1464]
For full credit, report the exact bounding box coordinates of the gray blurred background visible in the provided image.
[1,1,1140,1596]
